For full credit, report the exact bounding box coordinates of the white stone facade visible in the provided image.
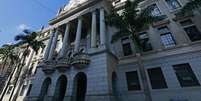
[2,0,201,101]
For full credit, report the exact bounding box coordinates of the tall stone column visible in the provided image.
[44,31,54,60]
[91,11,97,48]
[100,8,106,45]
[48,28,59,60]
[59,23,70,57]
[74,17,82,52]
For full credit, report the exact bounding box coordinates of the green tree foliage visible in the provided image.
[0,44,19,74]
[178,0,201,16]
[10,29,45,101]
[106,0,163,52]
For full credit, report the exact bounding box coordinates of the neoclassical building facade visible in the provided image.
[2,0,201,101]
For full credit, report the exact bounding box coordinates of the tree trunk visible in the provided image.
[136,53,152,101]
[9,47,29,101]
[1,56,8,76]
[0,61,20,101]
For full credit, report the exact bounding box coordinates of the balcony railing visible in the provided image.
[39,60,56,74]
[72,52,90,68]
[39,39,91,73]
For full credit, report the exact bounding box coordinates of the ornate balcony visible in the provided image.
[72,52,90,68]
[39,60,56,74]
[56,57,71,72]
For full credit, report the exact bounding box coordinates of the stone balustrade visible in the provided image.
[72,52,90,68]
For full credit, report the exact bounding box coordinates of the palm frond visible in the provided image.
[30,40,44,53]
[15,34,28,41]
[111,29,131,43]
[178,0,201,16]
[107,0,164,52]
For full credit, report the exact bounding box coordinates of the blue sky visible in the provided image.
[0,0,69,46]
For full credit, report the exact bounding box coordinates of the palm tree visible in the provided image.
[0,44,19,101]
[106,0,163,101]
[9,29,44,101]
[0,44,18,76]
[178,0,201,16]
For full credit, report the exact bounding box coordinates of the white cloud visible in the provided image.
[17,24,29,31]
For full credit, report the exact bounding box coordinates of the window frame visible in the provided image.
[138,32,153,52]
[125,71,142,91]
[158,26,176,48]
[173,63,200,87]
[179,19,201,42]
[149,3,162,16]
[164,0,182,11]
[121,37,133,56]
[147,67,168,89]
[6,86,13,95]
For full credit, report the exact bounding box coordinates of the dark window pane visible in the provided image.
[20,85,27,96]
[126,71,141,91]
[122,43,133,56]
[121,37,133,56]
[180,19,193,26]
[173,63,200,87]
[139,32,153,52]
[6,86,13,94]
[184,26,201,42]
[26,84,32,96]
[148,68,168,89]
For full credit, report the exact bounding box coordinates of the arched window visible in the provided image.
[38,78,51,101]
[52,75,68,101]
[72,72,87,101]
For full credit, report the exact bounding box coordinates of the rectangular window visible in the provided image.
[26,84,32,96]
[158,26,176,48]
[173,63,200,87]
[20,85,27,96]
[165,0,181,10]
[148,68,168,89]
[126,71,141,91]
[121,37,133,56]
[184,26,201,42]
[150,4,161,16]
[180,19,201,42]
[6,86,13,94]
[139,32,153,52]
[41,45,46,54]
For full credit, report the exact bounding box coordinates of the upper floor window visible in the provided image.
[126,71,141,91]
[180,19,201,42]
[158,26,176,48]
[165,0,181,10]
[148,68,168,89]
[26,84,32,96]
[139,32,153,52]
[121,37,133,56]
[6,86,13,94]
[173,63,200,87]
[150,4,161,16]
[20,85,27,96]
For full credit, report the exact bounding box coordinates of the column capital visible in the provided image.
[99,7,105,11]
[77,16,83,20]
